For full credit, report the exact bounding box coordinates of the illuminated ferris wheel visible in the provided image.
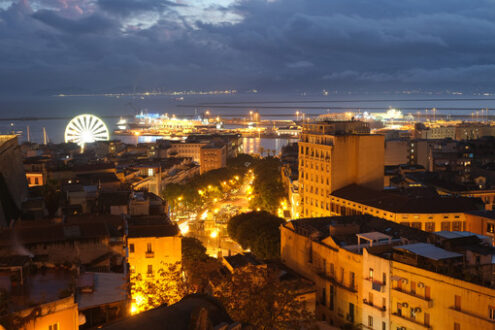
[64,114,110,147]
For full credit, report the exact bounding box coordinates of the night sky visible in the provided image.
[2,0,495,95]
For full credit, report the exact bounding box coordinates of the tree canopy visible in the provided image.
[213,265,315,329]
[228,211,284,259]
[249,157,286,214]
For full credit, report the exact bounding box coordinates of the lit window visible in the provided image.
[489,306,495,320]
[49,323,59,330]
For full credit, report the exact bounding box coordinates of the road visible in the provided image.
[181,170,255,258]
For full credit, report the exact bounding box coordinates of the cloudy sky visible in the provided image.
[1,0,495,95]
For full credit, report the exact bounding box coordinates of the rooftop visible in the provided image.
[394,243,463,261]
[331,184,481,213]
[101,294,233,330]
[77,272,127,310]
[286,215,429,247]
[128,216,179,238]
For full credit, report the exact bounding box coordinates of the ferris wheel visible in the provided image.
[65,114,110,147]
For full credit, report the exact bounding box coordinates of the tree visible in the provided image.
[182,237,224,293]
[130,262,188,314]
[227,211,284,259]
[249,157,286,213]
[213,265,315,329]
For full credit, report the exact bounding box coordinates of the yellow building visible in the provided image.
[199,144,227,174]
[384,242,495,330]
[127,217,182,278]
[465,210,495,244]
[169,142,208,163]
[280,216,428,328]
[17,296,79,330]
[299,121,384,218]
[281,215,495,330]
[329,184,480,233]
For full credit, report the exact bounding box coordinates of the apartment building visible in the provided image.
[281,215,495,329]
[199,144,227,174]
[280,215,428,328]
[127,216,182,279]
[298,121,384,218]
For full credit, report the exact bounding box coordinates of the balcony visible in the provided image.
[449,307,495,327]
[145,251,155,258]
[391,313,431,329]
[364,277,386,293]
[392,287,433,309]
[363,299,386,314]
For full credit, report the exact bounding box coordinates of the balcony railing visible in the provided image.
[145,251,155,258]
[363,299,386,312]
[392,287,433,308]
[449,307,495,326]
[391,313,431,329]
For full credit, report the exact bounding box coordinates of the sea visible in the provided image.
[1,92,495,154]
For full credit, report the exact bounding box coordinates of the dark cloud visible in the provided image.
[32,10,116,34]
[1,0,495,95]
[98,0,185,17]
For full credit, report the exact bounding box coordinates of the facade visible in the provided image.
[17,296,79,330]
[127,217,182,280]
[280,216,428,328]
[299,121,385,217]
[199,144,227,174]
[384,139,409,166]
[281,215,495,330]
[168,142,207,163]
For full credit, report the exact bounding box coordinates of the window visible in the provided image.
[147,243,153,253]
[382,272,387,285]
[369,292,374,305]
[489,306,495,320]
[329,285,335,311]
[455,295,461,311]
[147,265,153,274]
[424,313,430,327]
[411,281,416,294]
[349,271,355,289]
[411,222,421,229]
[452,221,463,231]
[425,286,431,299]
[441,222,451,231]
[425,222,435,232]
[382,321,386,330]
[454,322,460,330]
[321,287,326,306]
[369,268,374,281]
[129,244,135,253]
[49,323,59,330]
[487,223,495,234]
[368,315,373,327]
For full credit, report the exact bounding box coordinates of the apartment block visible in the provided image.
[281,215,495,329]
[299,121,384,218]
